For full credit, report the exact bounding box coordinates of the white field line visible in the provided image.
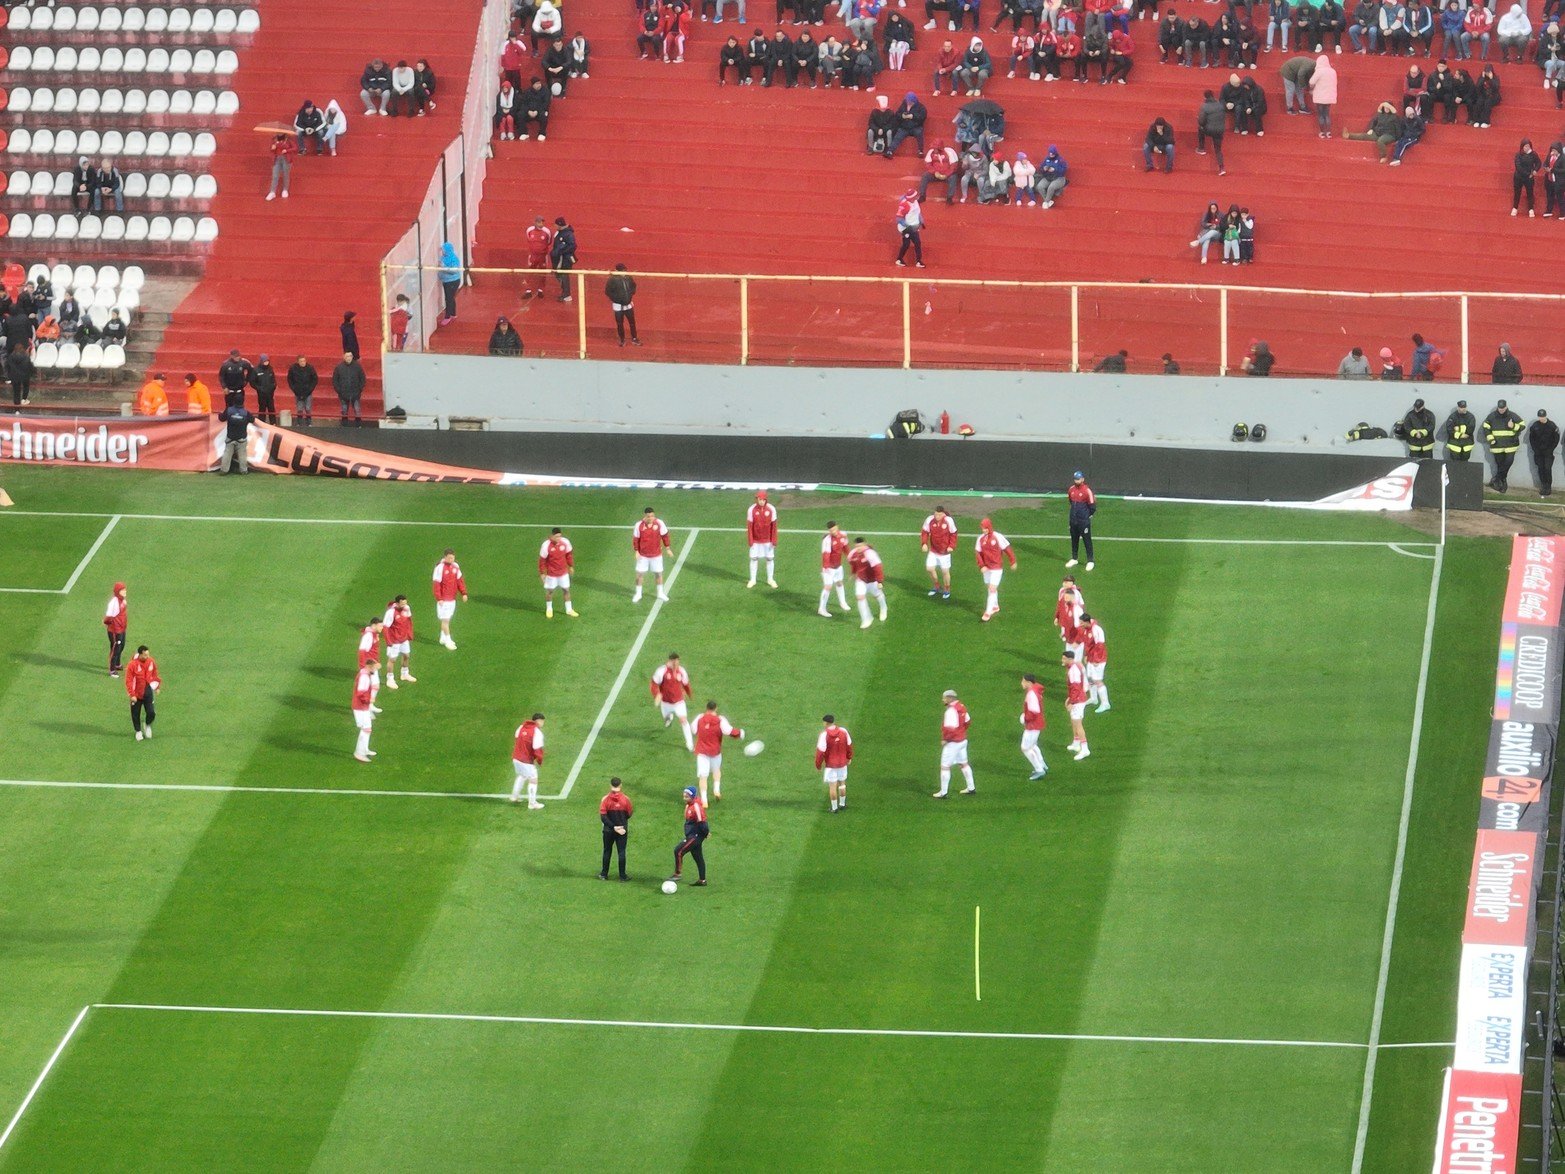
[91,1002,1455,1051]
[1350,544,1444,1174]
[554,529,699,802]
[0,1005,90,1153]
[0,779,512,802]
[1388,543,1438,561]
[0,510,1435,547]
[0,513,120,595]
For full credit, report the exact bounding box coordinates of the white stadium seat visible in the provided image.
[78,47,102,72]
[27,8,53,31]
[215,50,239,74]
[32,214,56,238]
[51,264,73,290]
[53,130,77,157]
[193,175,217,199]
[54,8,77,31]
[78,89,101,114]
[101,6,123,32]
[79,344,104,371]
[31,89,56,114]
[169,8,192,33]
[30,48,55,72]
[78,130,101,156]
[170,49,194,74]
[57,213,79,240]
[149,216,173,242]
[55,48,79,72]
[124,131,148,155]
[147,90,170,115]
[101,91,125,116]
[8,173,30,198]
[122,7,146,31]
[114,287,140,311]
[195,216,219,242]
[215,8,238,33]
[55,90,78,114]
[147,132,171,156]
[50,172,71,197]
[169,173,194,199]
[101,47,125,72]
[87,304,110,330]
[97,265,120,290]
[192,8,215,34]
[8,214,32,239]
[9,89,31,114]
[169,132,194,156]
[146,8,169,33]
[125,217,149,242]
[215,91,239,115]
[101,130,124,155]
[193,90,216,116]
[72,265,95,291]
[79,8,102,32]
[147,49,171,73]
[102,216,125,242]
[123,48,148,72]
[172,217,195,242]
[8,6,31,30]
[123,173,148,199]
[27,263,49,285]
[78,215,103,241]
[102,344,127,371]
[124,90,147,115]
[170,91,194,116]
[33,343,58,369]
[30,129,54,155]
[192,133,216,157]
[6,131,31,156]
[192,49,217,74]
[147,173,171,199]
[237,9,260,33]
[122,266,146,291]
[55,343,81,371]
[9,48,33,72]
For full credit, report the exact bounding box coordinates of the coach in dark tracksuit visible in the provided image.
[1066,471,1096,569]
[1530,410,1560,498]
[672,786,709,885]
[218,349,253,409]
[599,777,633,880]
[249,354,278,424]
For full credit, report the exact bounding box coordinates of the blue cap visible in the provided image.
[1072,470,1084,479]
[684,787,698,798]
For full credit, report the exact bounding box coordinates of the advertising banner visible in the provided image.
[1432,1069,1522,1174]
[1461,830,1539,949]
[0,414,213,472]
[1451,942,1529,1075]
[1305,462,1417,512]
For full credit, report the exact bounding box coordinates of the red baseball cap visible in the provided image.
[113,581,126,592]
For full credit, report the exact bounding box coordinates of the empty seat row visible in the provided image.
[27,263,147,296]
[7,46,239,75]
[9,212,219,243]
[9,171,217,201]
[7,129,218,158]
[7,7,260,34]
[34,343,130,372]
[7,88,240,116]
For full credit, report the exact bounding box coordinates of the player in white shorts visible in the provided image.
[818,521,852,617]
[632,507,672,603]
[746,490,778,589]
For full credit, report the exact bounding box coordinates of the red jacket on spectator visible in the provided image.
[1056,32,1083,58]
[659,5,690,36]
[1109,28,1134,54]
[934,44,961,74]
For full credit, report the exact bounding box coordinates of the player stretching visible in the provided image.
[127,645,161,741]
[432,548,467,650]
[671,786,710,887]
[935,689,974,797]
[816,714,854,812]
[1055,575,1084,650]
[746,490,778,589]
[510,712,546,808]
[693,699,745,803]
[351,660,380,762]
[651,652,695,751]
[358,616,384,668]
[1062,652,1090,760]
[104,581,128,677]
[632,507,671,603]
[382,595,417,688]
[1082,612,1110,712]
[818,521,852,617]
[921,506,958,599]
[975,518,1016,622]
[538,527,579,618]
[1020,673,1047,779]
[847,537,888,631]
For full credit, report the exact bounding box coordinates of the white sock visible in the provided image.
[960,765,974,789]
[1098,685,1110,706]
[356,730,371,757]
[682,724,693,751]
[1024,745,1045,771]
[836,585,849,607]
[858,598,872,624]
[766,559,775,579]
[938,768,950,793]
[749,558,758,583]
[510,774,524,800]
[528,781,538,804]
[830,798,838,811]
[819,589,829,610]
[838,786,846,807]
[987,588,998,612]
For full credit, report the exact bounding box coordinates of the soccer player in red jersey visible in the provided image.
[103,581,128,677]
[1055,575,1084,647]
[920,506,958,599]
[815,713,854,812]
[1020,673,1047,779]
[818,521,852,618]
[692,699,745,803]
[650,651,695,751]
[522,216,554,299]
[538,527,579,618]
[431,548,467,650]
[510,712,547,808]
[382,595,417,688]
[357,616,385,669]
[746,490,778,590]
[975,517,1017,622]
[126,644,161,741]
[1062,651,1090,760]
[632,507,671,603]
[351,661,380,762]
[847,537,888,631]
[672,786,710,886]
[935,688,975,797]
[1082,612,1110,712]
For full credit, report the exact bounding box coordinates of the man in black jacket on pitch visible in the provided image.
[1530,409,1560,497]
[598,777,633,881]
[218,349,253,408]
[249,354,278,424]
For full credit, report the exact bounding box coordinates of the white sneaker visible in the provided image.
[932,789,948,797]
[1065,558,1079,568]
[1085,561,1095,571]
[1066,740,1081,751]
[840,603,852,613]
[565,607,579,617]
[1095,702,1111,713]
[143,727,152,740]
[747,580,756,589]
[528,801,545,810]
[401,672,417,682]
[657,591,670,601]
[135,730,144,741]
[265,192,276,201]
[281,189,289,199]
[924,18,936,26]
[879,609,888,622]
[632,589,643,602]
[354,753,373,763]
[444,641,457,651]
[386,677,399,689]
[961,786,976,794]
[818,608,832,617]
[664,714,673,728]
[767,579,778,588]
[861,618,874,629]
[1073,746,1091,761]
[370,706,383,715]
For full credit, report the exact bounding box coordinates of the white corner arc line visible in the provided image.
[0,1005,90,1153]
[0,779,513,802]
[60,515,121,594]
[1389,543,1437,561]
[556,529,700,802]
[1350,543,1444,1173]
[91,1002,1418,1050]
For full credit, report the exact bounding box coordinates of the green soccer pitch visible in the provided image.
[0,467,1510,1172]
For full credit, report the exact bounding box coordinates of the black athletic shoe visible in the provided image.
[690,879,708,886]
[597,872,609,880]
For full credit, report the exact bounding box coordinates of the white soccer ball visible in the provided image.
[661,879,678,895]
[744,740,764,758]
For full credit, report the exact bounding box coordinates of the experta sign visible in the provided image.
[0,415,214,470]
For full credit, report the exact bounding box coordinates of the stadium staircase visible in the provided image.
[437,0,1565,376]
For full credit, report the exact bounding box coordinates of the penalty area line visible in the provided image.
[0,1005,90,1153]
[0,778,513,802]
[0,513,120,595]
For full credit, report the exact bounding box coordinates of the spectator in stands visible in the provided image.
[439,241,465,322]
[744,27,770,77]
[5,343,33,407]
[1106,26,1135,80]
[1378,346,1404,379]
[1428,59,1460,119]
[718,34,746,81]
[3,306,34,356]
[1348,0,1379,52]
[951,0,981,31]
[867,95,896,152]
[1471,63,1499,125]
[1541,25,1565,93]
[1438,0,1463,57]
[534,1,565,42]
[958,141,986,199]
[332,352,366,425]
[1545,140,1565,215]
[819,34,846,82]
[887,92,929,156]
[794,31,821,84]
[1162,353,1181,374]
[895,187,926,266]
[1319,0,1348,50]
[1280,53,1314,112]
[1144,116,1176,169]
[389,295,411,351]
[1007,29,1036,75]
[1344,102,1402,160]
[1242,340,1275,375]
[1189,200,1224,262]
[918,139,960,201]
[1338,346,1372,377]
[978,150,1013,201]
[959,36,994,91]
[1180,15,1210,66]
[714,0,746,22]
[932,38,962,90]
[1079,25,1107,79]
[544,38,571,95]
[1196,90,1228,173]
[488,316,525,355]
[1462,2,1493,60]
[567,34,592,79]
[1010,149,1036,201]
[1308,53,1337,136]
[1512,137,1541,214]
[1237,75,1267,133]
[266,134,295,201]
[605,264,642,346]
[322,100,347,154]
[1410,0,1436,53]
[34,314,58,345]
[1381,0,1410,54]
[135,373,170,416]
[661,2,691,60]
[361,58,393,115]
[250,355,279,424]
[340,312,361,361]
[1036,144,1068,206]
[766,30,796,85]
[1093,349,1129,372]
[295,100,327,153]
[1401,63,1429,115]
[183,373,212,415]
[519,77,551,139]
[1492,343,1523,383]
[886,11,917,67]
[848,0,884,43]
[102,309,128,346]
[504,31,531,81]
[288,356,318,425]
[1410,333,1445,377]
[219,349,253,407]
[550,218,577,301]
[1497,2,1531,61]
[1390,102,1427,162]
[495,80,519,136]
[414,59,439,112]
[71,157,96,214]
[96,160,125,213]
[849,36,883,88]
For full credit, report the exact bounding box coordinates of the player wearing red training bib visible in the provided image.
[746,491,778,590]
[815,714,854,812]
[847,537,888,630]
[382,594,416,688]
[1020,673,1047,779]
[538,527,578,619]
[692,700,745,803]
[1082,612,1110,712]
[432,548,467,650]
[632,507,672,603]
[935,688,975,797]
[921,506,958,599]
[975,518,1017,622]
[351,662,380,762]
[650,652,695,751]
[818,521,852,618]
[1062,652,1090,761]
[358,616,384,669]
[509,712,547,808]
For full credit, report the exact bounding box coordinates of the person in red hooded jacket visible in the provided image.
[1106,26,1134,82]
[932,38,962,92]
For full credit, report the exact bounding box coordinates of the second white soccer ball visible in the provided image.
[661,880,679,894]
[743,740,765,757]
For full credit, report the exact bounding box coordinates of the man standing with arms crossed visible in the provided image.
[126,644,161,741]
[510,712,546,809]
[599,777,632,880]
[816,713,854,812]
[1065,470,1096,571]
[920,505,958,599]
[432,548,467,650]
[103,581,128,677]
[935,688,975,798]
[538,527,579,618]
[632,507,672,603]
[746,490,779,590]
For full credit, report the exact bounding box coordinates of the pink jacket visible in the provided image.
[1308,54,1338,102]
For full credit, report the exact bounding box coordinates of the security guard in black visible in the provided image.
[1482,399,1523,492]
[1402,398,1436,459]
[1530,410,1560,497]
[1441,401,1477,462]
